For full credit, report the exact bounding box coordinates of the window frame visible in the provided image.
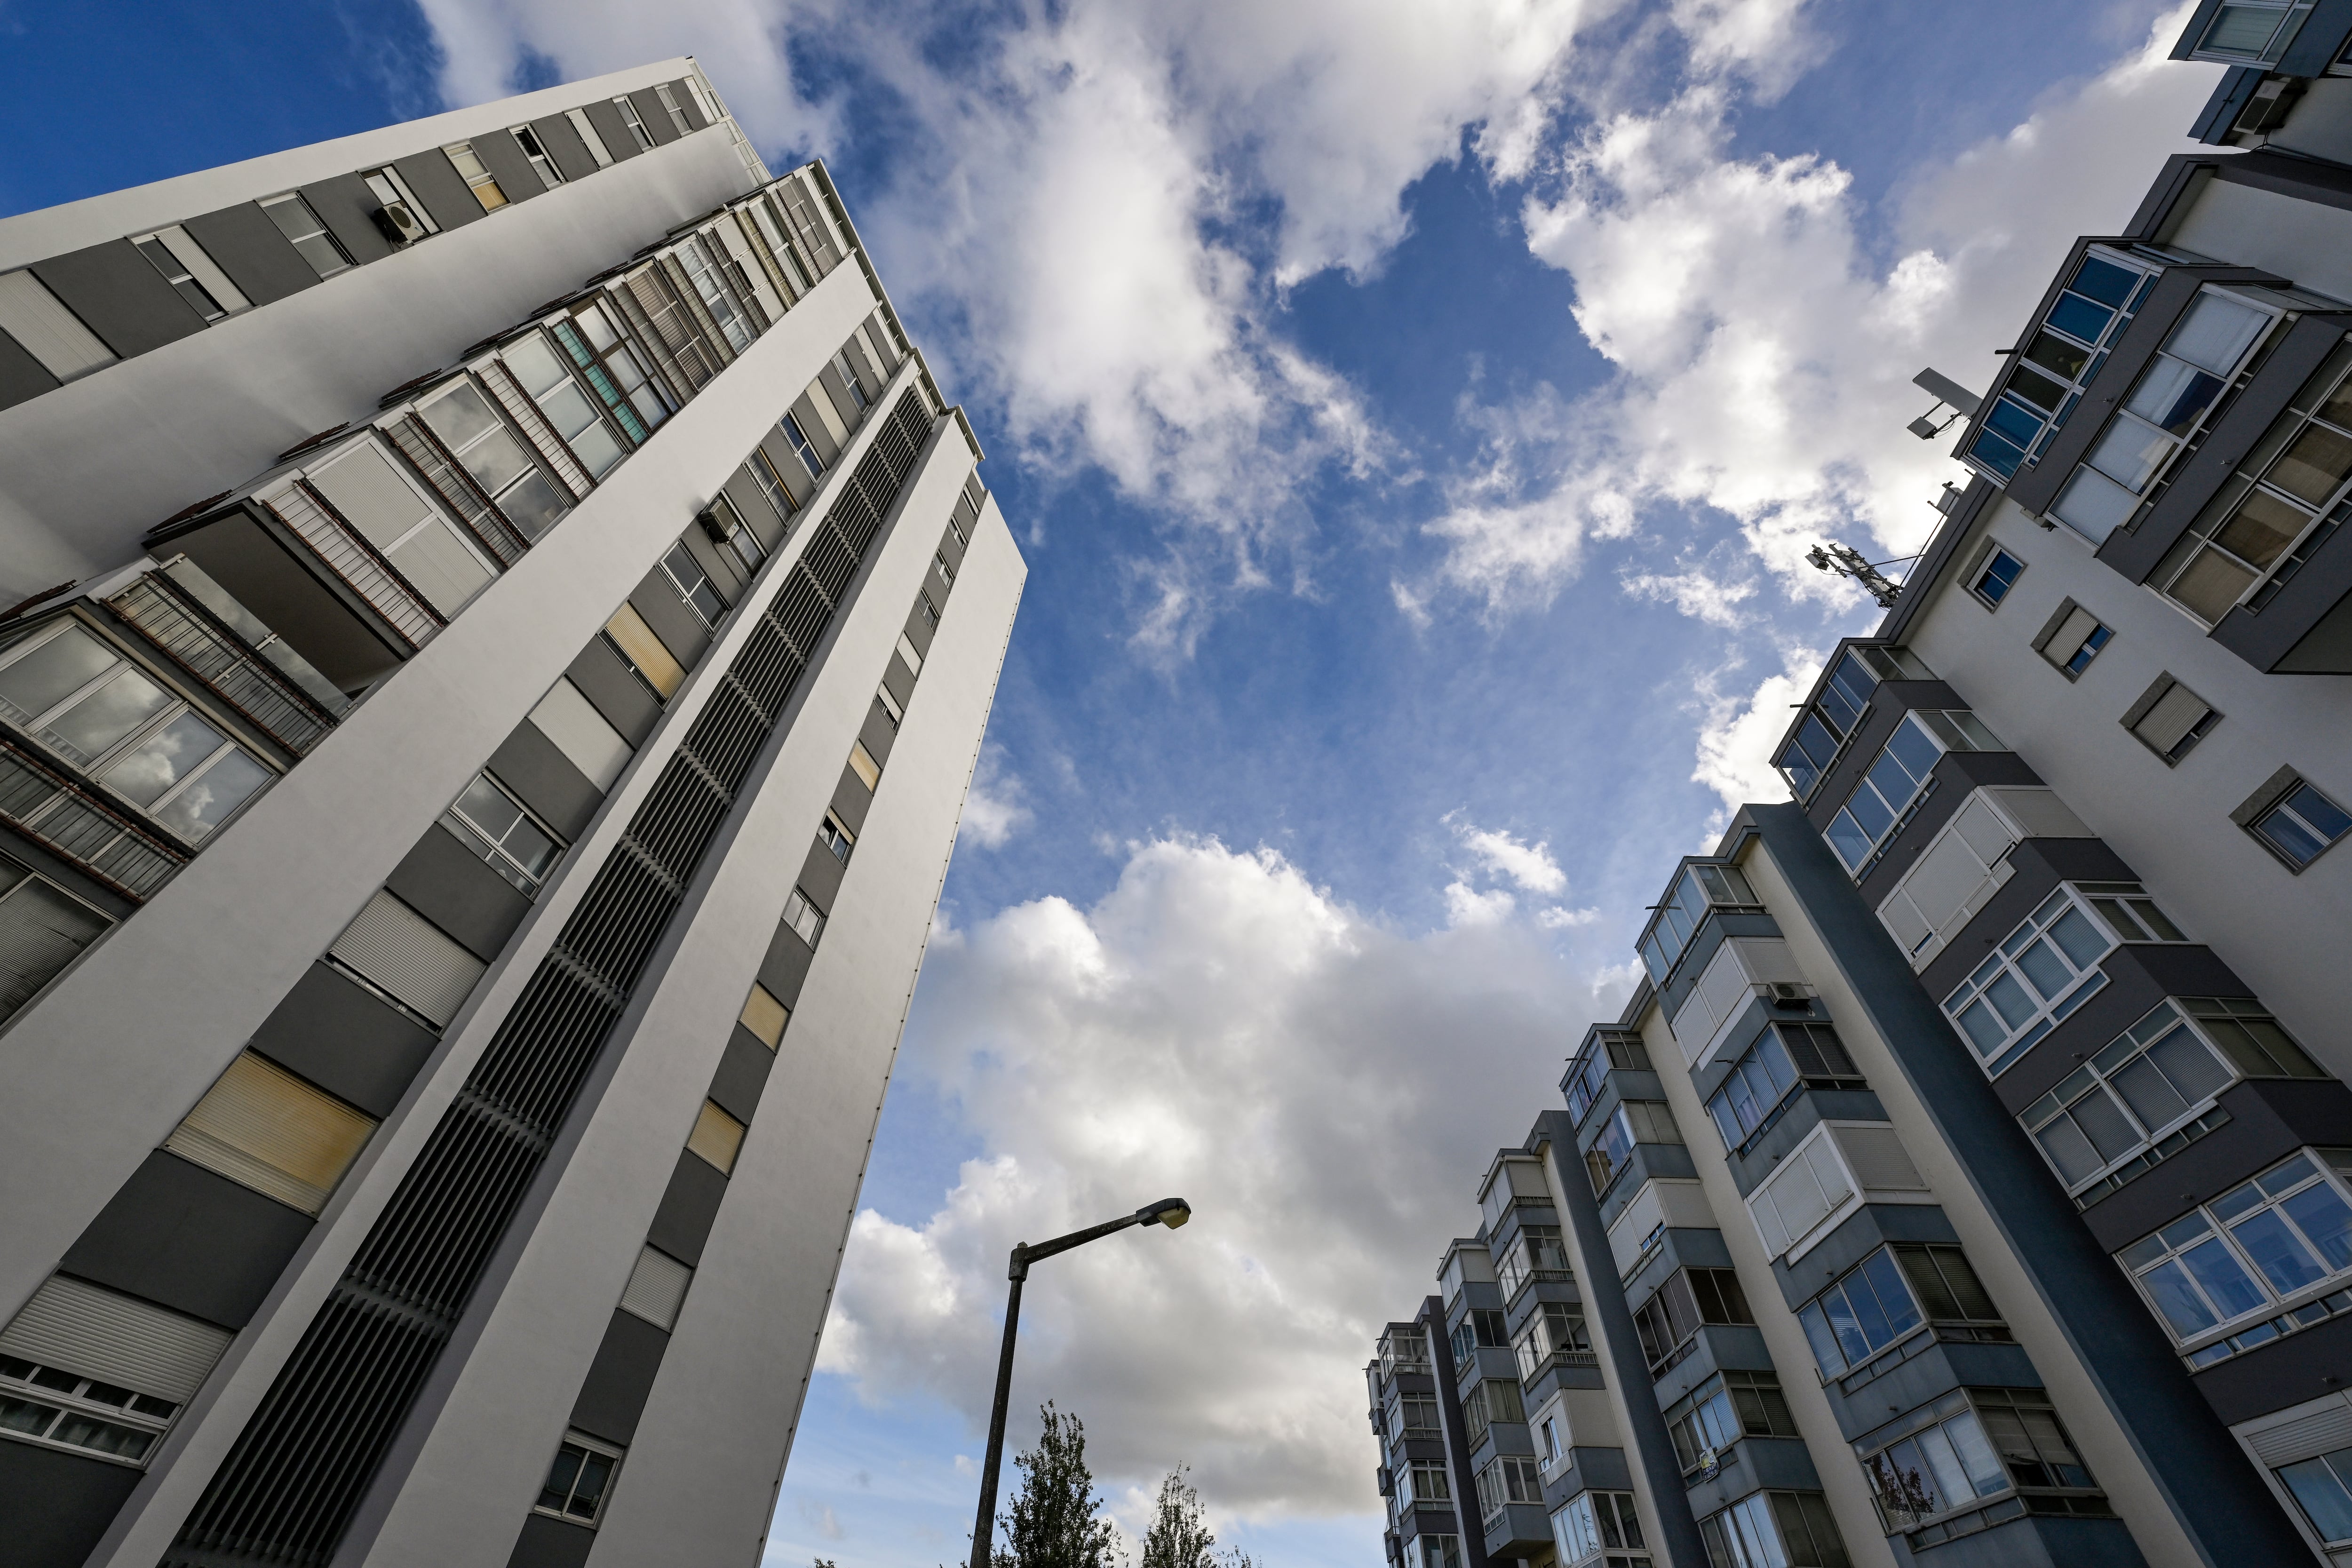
[553,300,670,442]
[1939,885,2124,1075]
[258,192,352,279]
[819,809,856,863]
[1823,709,2002,876]
[440,770,563,894]
[533,1431,625,1526]
[660,541,727,630]
[1552,1490,1648,1568]
[1635,860,1761,984]
[1968,546,2024,609]
[1965,246,2163,482]
[780,413,825,479]
[1705,1021,1862,1155]
[131,226,244,321]
[443,141,509,213]
[1857,1388,2103,1535]
[499,326,628,480]
[414,374,569,538]
[613,96,656,151]
[747,447,796,524]
[2121,1148,2352,1361]
[360,167,437,239]
[2241,771,2352,871]
[2185,0,2317,64]
[1772,645,1934,801]
[2030,598,2113,680]
[509,124,566,191]
[565,106,615,167]
[1798,1244,2004,1381]
[0,1352,179,1468]
[782,886,825,947]
[1697,1489,1847,1568]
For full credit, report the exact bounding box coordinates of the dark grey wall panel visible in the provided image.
[470,130,542,207]
[901,600,936,659]
[385,824,533,963]
[0,1438,142,1568]
[59,1152,313,1329]
[816,363,862,430]
[723,466,786,548]
[163,507,407,692]
[755,922,813,1008]
[706,1028,776,1124]
[829,762,874,836]
[488,721,603,843]
[532,113,599,183]
[567,1310,669,1445]
[582,98,643,163]
[2194,1311,2352,1425]
[565,637,660,746]
[787,393,838,461]
[250,962,439,1119]
[627,569,711,670]
[31,239,207,358]
[183,202,318,306]
[880,652,915,711]
[666,79,709,131]
[629,88,680,145]
[392,148,483,233]
[796,836,846,912]
[506,1512,596,1568]
[1917,837,2140,1003]
[297,172,397,266]
[0,325,60,412]
[858,701,898,771]
[2082,1077,2352,1250]
[645,1151,728,1267]
[757,430,812,505]
[676,524,741,601]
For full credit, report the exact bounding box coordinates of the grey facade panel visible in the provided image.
[384,824,534,963]
[2192,1311,2352,1425]
[1826,1337,2044,1445]
[1915,836,2141,1004]
[1772,1201,1964,1307]
[580,98,643,163]
[857,700,897,771]
[829,761,874,836]
[57,1152,313,1329]
[901,598,935,659]
[296,171,397,267]
[628,568,711,671]
[0,324,60,412]
[564,637,661,748]
[878,651,915,712]
[787,393,839,462]
[505,1512,596,1568]
[30,238,208,359]
[795,836,845,912]
[0,1438,142,1568]
[2280,0,2352,76]
[390,148,483,234]
[181,202,319,307]
[469,130,543,208]
[755,921,813,1008]
[1989,941,2254,1114]
[487,721,604,844]
[2080,1075,2352,1251]
[532,113,599,183]
[666,80,709,131]
[248,962,440,1120]
[2213,517,2352,671]
[756,430,812,506]
[720,466,785,549]
[705,1028,775,1125]
[629,89,680,146]
[568,1309,670,1446]
[645,1150,728,1268]
[815,363,862,431]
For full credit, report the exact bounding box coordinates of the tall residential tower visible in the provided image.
[0,60,1023,1568]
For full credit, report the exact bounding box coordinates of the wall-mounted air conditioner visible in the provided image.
[371,202,429,246]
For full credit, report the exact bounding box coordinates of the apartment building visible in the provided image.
[0,60,1023,1568]
[1366,19,2352,1567]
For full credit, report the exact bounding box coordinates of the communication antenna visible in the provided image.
[1807,542,1916,608]
[1907,367,1983,440]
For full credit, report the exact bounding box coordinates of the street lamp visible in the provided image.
[967,1197,1192,1568]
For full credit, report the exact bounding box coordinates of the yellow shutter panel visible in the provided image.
[605,603,683,698]
[686,1099,745,1174]
[165,1051,376,1214]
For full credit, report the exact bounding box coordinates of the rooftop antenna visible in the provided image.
[1907,367,1983,441]
[1807,542,1917,608]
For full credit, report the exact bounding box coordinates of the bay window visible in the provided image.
[1939,886,2114,1073]
[1967,248,2158,482]
[1552,1491,1648,1568]
[416,378,568,541]
[1698,1490,1848,1568]
[2122,1150,2352,1364]
[1858,1390,2102,1535]
[1824,709,2002,874]
[1669,1371,1798,1477]
[1512,1303,1590,1379]
[1798,1244,2001,1380]
[1706,1022,1861,1153]
[502,331,626,478]
[1496,1226,1568,1299]
[1585,1101,1679,1196]
[1635,861,1759,983]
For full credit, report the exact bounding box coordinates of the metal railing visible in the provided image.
[105,575,339,756]
[266,483,442,650]
[0,735,187,899]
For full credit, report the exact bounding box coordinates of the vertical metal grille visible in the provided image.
[166,389,936,1568]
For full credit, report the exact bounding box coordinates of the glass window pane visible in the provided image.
[2045,905,2108,969]
[1946,1411,2007,1497]
[421,382,501,451]
[152,749,271,841]
[2279,1455,2352,1542]
[2141,1258,2222,1336]
[2180,1235,2269,1319]
[2072,256,2139,307]
[101,711,224,806]
[2282,1183,2352,1271]
[2048,294,2114,343]
[502,335,570,398]
[48,667,174,761]
[1826,811,1873,871]
[2013,938,2075,1000]
[2168,293,2267,375]
[1862,1249,1923,1338]
[2267,423,2352,508]
[497,468,568,539]
[2026,331,2090,382]
[458,426,533,495]
[2216,490,2312,575]
[1955,999,2009,1058]
[2110,1052,2193,1131]
[2230,1208,2328,1294]
[1884,718,1942,787]
[0,626,118,720]
[2035,1115,2105,1185]
[2088,415,2176,490]
[2148,1026,2232,1104]
[1981,971,2038,1030]
[2288,784,2352,841]
[2169,546,2260,621]
[2069,1086,2143,1160]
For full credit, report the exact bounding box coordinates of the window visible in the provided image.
[739,982,788,1049]
[1564,1032,1650,1125]
[0,269,115,380]
[1395,1392,1440,1438]
[1512,1302,1590,1380]
[510,125,565,190]
[1699,1492,1848,1568]
[686,1098,746,1174]
[680,236,753,352]
[0,1354,178,1466]
[565,106,615,167]
[442,772,561,893]
[947,504,970,549]
[2122,1149,2352,1358]
[163,1050,376,1215]
[779,413,824,478]
[417,378,568,538]
[133,226,247,321]
[1635,861,1759,982]
[2188,0,2318,63]
[874,682,905,730]
[535,1433,623,1525]
[1406,1536,1460,1568]
[934,549,957,588]
[819,809,856,863]
[2074,881,2187,943]
[1495,1226,1568,1299]
[360,167,436,239]
[605,603,685,700]
[617,1241,692,1330]
[829,348,870,411]
[848,740,882,791]
[1539,1415,1561,1465]
[1968,248,2158,481]
[2242,771,2352,870]
[894,632,924,678]
[1823,710,2002,874]
[2153,339,2352,622]
[1798,1245,2001,1379]
[2032,600,2112,679]
[661,543,727,629]
[2123,674,2219,764]
[1400,1460,1451,1504]
[1447,1308,1507,1371]
[0,621,273,842]
[782,886,825,947]
[503,331,625,478]
[916,591,941,629]
[1585,1101,1680,1195]
[2052,289,2272,542]
[2279,1445,2352,1552]
[655,82,693,136]
[747,448,795,523]
[1706,1023,1861,1153]
[1633,1268,1753,1371]
[683,75,719,127]
[1772,645,1931,801]
[1553,1491,1648,1568]
[444,142,508,212]
[1859,1390,2101,1533]
[702,493,765,579]
[614,95,656,151]
[260,193,351,278]
[1969,547,2023,608]
[553,302,669,441]
[1474,1455,1543,1521]
[1939,887,2114,1074]
[1669,1371,1797,1476]
[2021,999,2320,1201]
[0,858,108,1023]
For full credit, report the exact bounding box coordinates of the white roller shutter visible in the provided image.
[1878,793,2018,967]
[327,890,485,1026]
[1749,1126,1855,1260]
[528,677,632,790]
[2246,1395,2352,1466]
[0,1275,230,1404]
[1831,1123,1931,1194]
[617,1245,692,1331]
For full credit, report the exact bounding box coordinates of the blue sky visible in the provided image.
[1,2,2222,1564]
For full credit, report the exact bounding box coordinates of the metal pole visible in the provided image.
[969,1247,1027,1568]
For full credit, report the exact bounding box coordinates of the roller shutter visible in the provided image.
[164,1051,377,1214]
[327,889,485,1026]
[0,1275,231,1403]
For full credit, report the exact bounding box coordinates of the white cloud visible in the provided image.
[1454,822,1568,895]
[1690,644,1820,819]
[1621,564,1757,630]
[959,744,1032,850]
[1536,905,1601,929]
[821,837,1613,1515]
[1443,879,1518,927]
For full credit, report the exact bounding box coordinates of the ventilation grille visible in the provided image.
[167,388,935,1568]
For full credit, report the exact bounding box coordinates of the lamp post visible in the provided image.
[967,1197,1192,1568]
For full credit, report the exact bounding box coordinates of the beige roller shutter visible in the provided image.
[165,1051,376,1214]
[686,1100,745,1174]
[617,1244,692,1331]
[327,889,485,1026]
[0,1275,231,1405]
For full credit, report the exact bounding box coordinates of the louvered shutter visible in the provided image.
[617,1245,692,1330]
[327,890,485,1026]
[0,1275,231,1404]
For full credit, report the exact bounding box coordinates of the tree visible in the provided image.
[1141,1468,1215,1568]
[998,1402,1120,1568]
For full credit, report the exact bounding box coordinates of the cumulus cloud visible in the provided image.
[1689,644,1822,820]
[958,744,1032,850]
[1442,880,1518,928]
[1536,905,1601,929]
[820,837,1613,1515]
[1454,821,1568,895]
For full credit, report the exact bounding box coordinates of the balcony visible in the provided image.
[104,568,343,757]
[0,734,187,900]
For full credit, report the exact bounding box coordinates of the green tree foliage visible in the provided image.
[999,1402,1120,1568]
[1141,1468,1215,1568]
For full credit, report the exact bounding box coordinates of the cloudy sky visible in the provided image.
[2,1,2223,1563]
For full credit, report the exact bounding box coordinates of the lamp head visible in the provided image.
[1139,1197,1192,1230]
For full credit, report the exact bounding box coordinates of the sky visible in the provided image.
[0,2,2228,1564]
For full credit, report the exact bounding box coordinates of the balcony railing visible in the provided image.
[0,735,188,899]
[265,482,442,651]
[105,575,340,756]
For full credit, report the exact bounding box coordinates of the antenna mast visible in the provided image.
[1807,542,1907,608]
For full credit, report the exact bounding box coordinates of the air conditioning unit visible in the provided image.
[698,505,739,544]
[371,201,429,245]
[1760,980,1813,1010]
